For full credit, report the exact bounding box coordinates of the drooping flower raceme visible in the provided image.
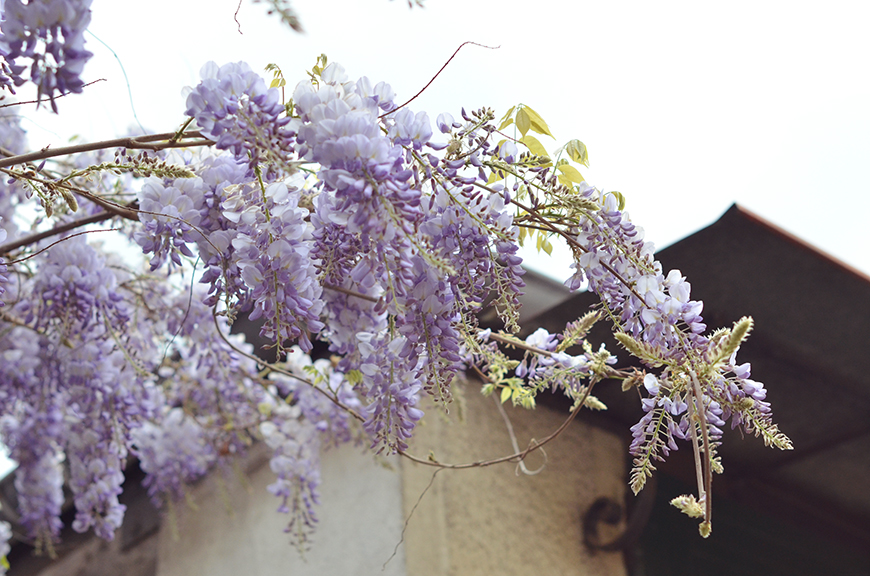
[558,182,790,528]
[185,61,294,173]
[131,408,217,506]
[0,0,94,108]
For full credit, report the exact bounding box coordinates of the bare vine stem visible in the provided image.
[689,369,713,527]
[0,210,119,255]
[494,392,546,476]
[0,131,214,169]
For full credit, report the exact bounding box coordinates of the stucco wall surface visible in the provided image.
[401,382,628,576]
[156,442,408,576]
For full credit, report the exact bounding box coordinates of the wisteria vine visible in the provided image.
[0,2,792,569]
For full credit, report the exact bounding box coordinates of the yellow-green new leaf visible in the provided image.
[500,386,512,404]
[516,108,531,136]
[517,225,528,246]
[522,105,554,138]
[498,105,516,128]
[535,232,554,255]
[520,134,549,159]
[541,238,553,256]
[557,163,585,184]
[486,169,506,185]
[565,139,589,167]
[610,191,626,211]
[345,369,364,386]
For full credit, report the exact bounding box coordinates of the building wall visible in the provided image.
[155,442,408,576]
[401,382,628,576]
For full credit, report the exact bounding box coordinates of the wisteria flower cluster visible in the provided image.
[0,10,793,563]
[0,0,93,107]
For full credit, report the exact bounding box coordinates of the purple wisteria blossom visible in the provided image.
[0,0,94,108]
[135,176,204,270]
[0,406,65,545]
[260,404,321,547]
[185,61,294,172]
[131,408,216,506]
[558,183,787,515]
[564,186,706,357]
[225,181,324,352]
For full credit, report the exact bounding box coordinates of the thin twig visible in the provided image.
[321,282,379,303]
[0,78,107,109]
[383,467,444,570]
[504,192,646,303]
[234,0,244,34]
[0,167,140,221]
[488,331,554,357]
[494,393,546,476]
[379,42,499,119]
[211,312,367,422]
[399,379,596,470]
[5,228,119,264]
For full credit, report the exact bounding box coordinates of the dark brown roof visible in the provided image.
[529,203,870,551]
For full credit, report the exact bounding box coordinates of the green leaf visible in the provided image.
[500,386,512,404]
[522,105,553,138]
[515,108,531,136]
[565,139,589,167]
[498,117,514,131]
[557,164,585,184]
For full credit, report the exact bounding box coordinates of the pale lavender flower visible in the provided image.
[185,61,293,171]
[0,0,94,109]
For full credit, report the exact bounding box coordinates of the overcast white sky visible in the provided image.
[19,0,870,280]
